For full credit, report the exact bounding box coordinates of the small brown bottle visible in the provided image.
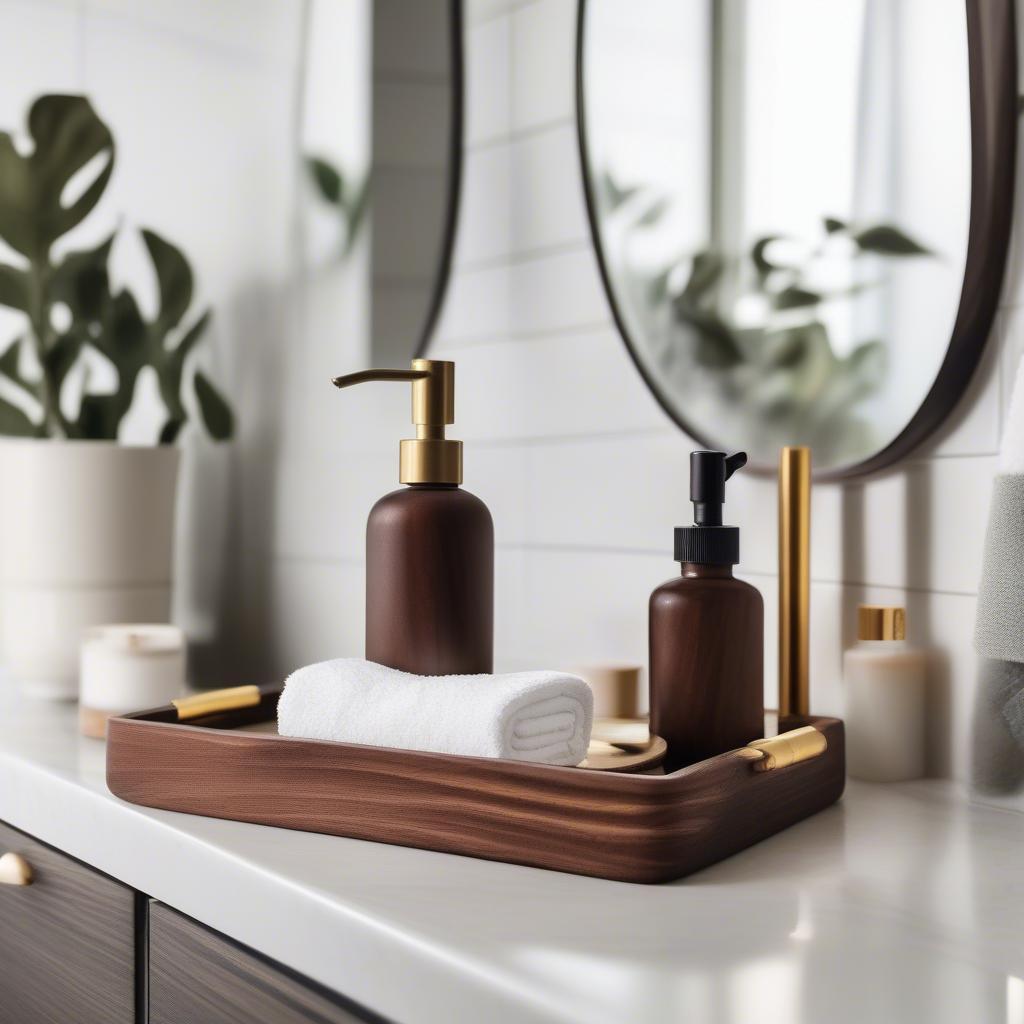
[649,451,763,770]
[332,360,493,675]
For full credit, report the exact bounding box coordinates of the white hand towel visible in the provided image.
[277,658,594,766]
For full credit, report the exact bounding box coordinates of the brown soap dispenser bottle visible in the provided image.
[649,451,763,770]
[332,359,493,675]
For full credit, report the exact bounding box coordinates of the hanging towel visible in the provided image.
[278,658,593,766]
[973,354,1024,792]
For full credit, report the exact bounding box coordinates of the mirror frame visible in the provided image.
[414,0,465,357]
[576,0,1017,480]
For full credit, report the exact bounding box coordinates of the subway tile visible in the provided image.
[511,0,577,131]
[434,325,668,441]
[923,322,1001,458]
[464,10,511,145]
[0,1,81,132]
[435,245,609,345]
[509,124,589,254]
[264,557,366,678]
[453,144,512,266]
[465,0,522,26]
[835,457,996,596]
[1000,304,1024,444]
[516,548,664,669]
[85,0,301,67]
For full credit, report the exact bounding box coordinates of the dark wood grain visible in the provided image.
[107,690,844,884]
[148,902,375,1024]
[366,485,494,675]
[0,819,136,1024]
[650,564,764,770]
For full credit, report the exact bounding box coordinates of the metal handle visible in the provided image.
[0,852,34,886]
[743,725,826,772]
[172,685,261,721]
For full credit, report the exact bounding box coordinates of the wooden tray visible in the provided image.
[106,687,845,884]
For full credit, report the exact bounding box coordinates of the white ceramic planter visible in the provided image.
[0,440,180,699]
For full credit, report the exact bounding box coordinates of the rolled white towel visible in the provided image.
[277,658,594,766]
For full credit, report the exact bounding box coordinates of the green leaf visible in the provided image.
[672,299,743,368]
[50,233,114,322]
[751,236,783,278]
[307,156,343,206]
[0,264,29,311]
[158,418,183,444]
[0,393,37,436]
[194,370,233,440]
[77,393,121,440]
[681,251,723,302]
[853,224,931,256]
[823,217,847,234]
[156,309,210,422]
[0,337,40,398]
[141,228,193,335]
[598,170,639,211]
[775,285,822,310]
[43,330,84,391]
[0,95,114,258]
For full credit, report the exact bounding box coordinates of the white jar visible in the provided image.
[79,624,186,738]
[844,605,927,782]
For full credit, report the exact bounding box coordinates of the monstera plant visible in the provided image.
[0,94,234,702]
[0,94,233,442]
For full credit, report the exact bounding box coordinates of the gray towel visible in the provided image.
[972,658,1024,793]
[975,474,1024,663]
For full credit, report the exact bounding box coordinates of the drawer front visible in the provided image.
[0,819,135,1024]
[148,902,374,1024]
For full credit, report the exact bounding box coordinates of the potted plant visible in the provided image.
[0,94,232,698]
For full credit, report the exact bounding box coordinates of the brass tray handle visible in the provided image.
[0,852,34,886]
[743,725,827,773]
[172,685,262,721]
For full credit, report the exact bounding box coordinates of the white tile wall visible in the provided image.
[2,0,1016,809]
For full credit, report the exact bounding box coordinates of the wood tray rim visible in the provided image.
[111,685,840,788]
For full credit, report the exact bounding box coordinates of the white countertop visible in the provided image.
[1,689,1023,1024]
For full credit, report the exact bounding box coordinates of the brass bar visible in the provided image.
[0,852,33,886]
[172,685,262,721]
[744,725,826,772]
[778,446,811,718]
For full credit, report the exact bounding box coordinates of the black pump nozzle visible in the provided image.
[675,450,747,565]
[690,450,747,526]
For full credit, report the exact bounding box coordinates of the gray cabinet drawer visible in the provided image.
[0,819,136,1024]
[148,902,376,1024]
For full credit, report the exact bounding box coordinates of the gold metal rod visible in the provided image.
[778,446,811,719]
[172,685,262,721]
[743,725,826,772]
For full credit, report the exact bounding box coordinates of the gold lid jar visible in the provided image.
[857,605,906,641]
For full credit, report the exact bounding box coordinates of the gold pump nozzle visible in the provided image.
[331,359,462,485]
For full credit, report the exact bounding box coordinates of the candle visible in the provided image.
[79,624,186,739]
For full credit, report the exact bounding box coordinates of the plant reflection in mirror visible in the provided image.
[0,94,233,442]
[599,171,935,466]
[305,155,368,258]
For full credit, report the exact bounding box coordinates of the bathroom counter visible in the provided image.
[1,690,1022,1024]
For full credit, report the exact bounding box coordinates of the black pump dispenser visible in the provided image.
[674,451,746,565]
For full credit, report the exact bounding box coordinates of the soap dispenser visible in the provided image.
[649,451,763,770]
[332,359,493,675]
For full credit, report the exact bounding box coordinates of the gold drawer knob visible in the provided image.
[0,852,34,886]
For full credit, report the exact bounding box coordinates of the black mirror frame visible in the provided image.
[414,0,465,358]
[576,0,1018,480]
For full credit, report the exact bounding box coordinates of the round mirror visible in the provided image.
[578,0,1015,477]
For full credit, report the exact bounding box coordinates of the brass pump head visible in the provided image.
[331,359,462,485]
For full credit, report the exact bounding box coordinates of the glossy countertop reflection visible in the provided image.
[0,687,1022,1024]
